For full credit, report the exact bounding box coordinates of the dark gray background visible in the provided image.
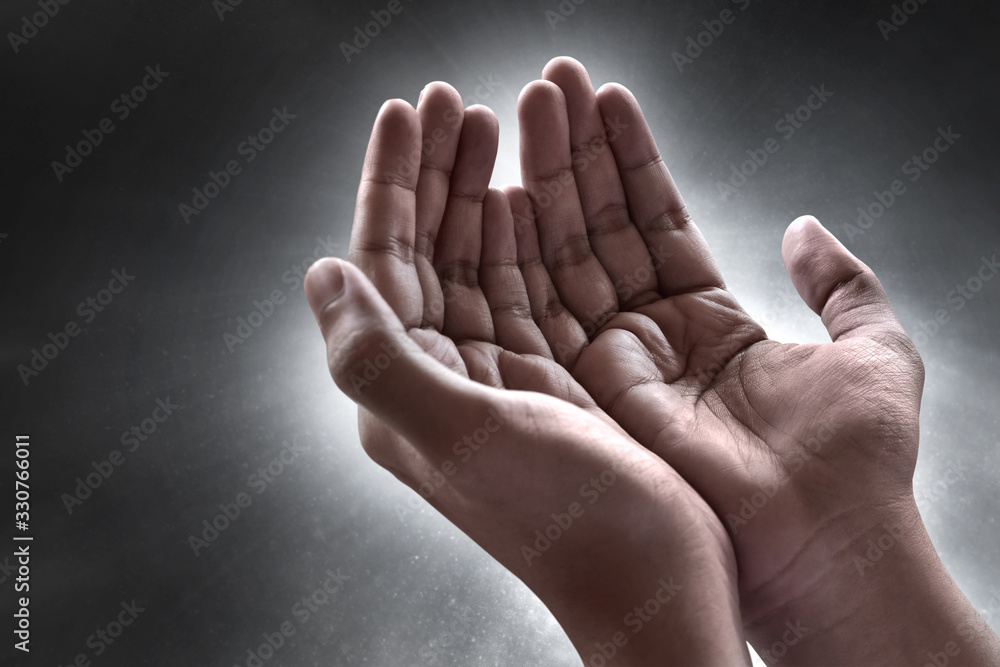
[3,1,999,665]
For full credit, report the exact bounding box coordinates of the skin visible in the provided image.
[306,56,1000,666]
[304,87,749,665]
[509,57,1000,665]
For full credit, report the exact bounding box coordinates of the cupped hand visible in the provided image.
[304,84,750,666]
[513,57,949,662]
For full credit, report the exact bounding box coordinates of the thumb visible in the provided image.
[304,258,482,452]
[781,215,908,344]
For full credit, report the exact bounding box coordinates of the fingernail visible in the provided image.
[305,258,345,320]
[418,86,426,105]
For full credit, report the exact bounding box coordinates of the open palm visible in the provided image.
[515,58,926,641]
[305,82,750,664]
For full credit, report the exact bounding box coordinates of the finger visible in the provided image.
[781,215,910,344]
[433,105,500,343]
[415,83,465,330]
[596,83,725,295]
[518,80,619,332]
[347,99,423,327]
[542,57,660,310]
[505,185,589,368]
[305,258,492,463]
[480,188,552,359]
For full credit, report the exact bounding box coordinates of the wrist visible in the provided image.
[742,496,1000,665]
[538,495,751,666]
[559,567,750,666]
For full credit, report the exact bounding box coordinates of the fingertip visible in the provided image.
[418,81,462,110]
[595,84,644,139]
[595,82,633,107]
[368,99,421,168]
[780,214,882,327]
[542,55,588,82]
[501,183,527,200]
[304,257,347,323]
[517,82,569,175]
[484,186,510,211]
[482,187,508,227]
[781,215,849,267]
[517,79,565,117]
[463,103,500,129]
[501,185,533,225]
[785,213,824,236]
[791,213,822,229]
[455,104,500,165]
[781,216,830,312]
[378,97,416,120]
[782,214,819,254]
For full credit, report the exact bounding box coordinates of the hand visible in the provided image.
[516,57,1000,664]
[304,85,750,665]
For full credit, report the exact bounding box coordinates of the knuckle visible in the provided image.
[327,326,397,396]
